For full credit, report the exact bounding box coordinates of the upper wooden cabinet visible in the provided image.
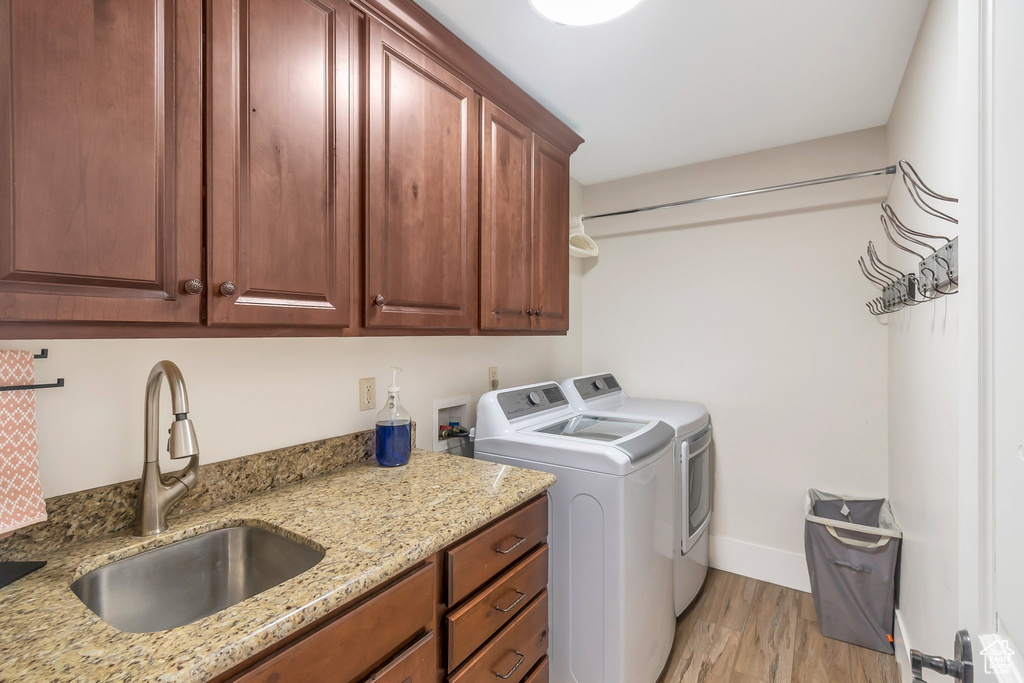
[531,136,571,333]
[206,0,355,328]
[480,101,533,332]
[0,0,581,338]
[0,0,202,323]
[364,19,479,330]
[479,102,571,334]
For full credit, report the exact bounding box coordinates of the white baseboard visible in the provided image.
[894,609,914,683]
[708,534,811,592]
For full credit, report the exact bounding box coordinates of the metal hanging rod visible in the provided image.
[0,349,65,392]
[579,165,898,224]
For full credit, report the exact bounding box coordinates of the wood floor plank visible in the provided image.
[729,672,767,683]
[661,618,741,683]
[657,571,903,683]
[797,591,817,623]
[791,614,853,683]
[658,601,706,683]
[698,569,757,632]
[733,582,799,683]
[849,644,901,683]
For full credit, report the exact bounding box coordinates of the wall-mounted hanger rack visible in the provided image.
[574,165,897,226]
[0,349,65,392]
[860,160,958,316]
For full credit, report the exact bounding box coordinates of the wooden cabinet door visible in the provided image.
[365,19,478,330]
[207,0,353,327]
[0,0,202,324]
[530,136,570,333]
[479,100,532,332]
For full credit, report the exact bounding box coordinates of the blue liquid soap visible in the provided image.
[375,367,412,467]
[375,420,411,467]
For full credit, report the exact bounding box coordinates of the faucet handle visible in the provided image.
[168,417,200,460]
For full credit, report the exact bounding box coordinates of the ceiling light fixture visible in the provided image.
[528,0,645,27]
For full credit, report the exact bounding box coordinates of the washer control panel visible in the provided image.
[573,373,621,401]
[497,383,568,420]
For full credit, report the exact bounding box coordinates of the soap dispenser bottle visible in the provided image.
[375,367,412,467]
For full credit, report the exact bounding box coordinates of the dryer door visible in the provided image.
[682,425,712,553]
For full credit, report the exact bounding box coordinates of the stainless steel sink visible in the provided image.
[70,525,325,633]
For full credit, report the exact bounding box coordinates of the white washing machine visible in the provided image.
[560,373,712,616]
[475,382,676,683]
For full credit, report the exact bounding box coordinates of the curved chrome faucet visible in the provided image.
[133,361,200,536]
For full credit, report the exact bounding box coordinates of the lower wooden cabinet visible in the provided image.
[447,592,548,683]
[217,496,549,683]
[445,545,548,671]
[231,561,435,683]
[522,657,549,683]
[365,632,438,683]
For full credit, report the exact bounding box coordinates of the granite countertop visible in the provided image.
[0,450,555,682]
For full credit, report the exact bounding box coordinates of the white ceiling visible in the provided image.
[415,0,929,185]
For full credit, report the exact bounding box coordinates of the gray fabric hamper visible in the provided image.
[804,489,902,653]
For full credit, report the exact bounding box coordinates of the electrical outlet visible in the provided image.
[359,378,376,411]
[488,366,499,390]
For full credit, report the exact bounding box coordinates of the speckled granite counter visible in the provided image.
[0,450,555,682]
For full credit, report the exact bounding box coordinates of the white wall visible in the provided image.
[580,128,891,591]
[884,0,961,663]
[13,181,586,498]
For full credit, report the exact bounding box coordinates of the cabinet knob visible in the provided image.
[526,309,535,316]
[183,279,204,295]
[534,308,542,316]
[219,281,237,297]
[374,294,386,307]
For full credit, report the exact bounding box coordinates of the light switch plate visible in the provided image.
[359,378,376,411]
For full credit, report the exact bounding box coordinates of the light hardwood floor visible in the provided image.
[657,569,901,683]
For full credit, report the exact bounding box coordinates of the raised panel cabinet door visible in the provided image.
[479,99,532,332]
[0,0,202,325]
[530,136,570,333]
[366,19,479,330]
[207,0,353,327]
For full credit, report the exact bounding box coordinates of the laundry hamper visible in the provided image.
[804,489,902,653]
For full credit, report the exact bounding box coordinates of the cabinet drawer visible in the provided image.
[363,631,437,683]
[448,591,548,683]
[522,657,549,683]
[447,496,547,606]
[235,562,435,683]
[446,545,548,671]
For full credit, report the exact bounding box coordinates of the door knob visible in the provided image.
[219,281,237,297]
[374,294,386,307]
[183,279,204,295]
[911,630,973,683]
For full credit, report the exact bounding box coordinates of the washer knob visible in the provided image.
[527,391,542,406]
[593,378,606,391]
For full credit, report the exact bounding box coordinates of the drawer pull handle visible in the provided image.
[494,589,526,613]
[495,535,526,555]
[494,650,526,679]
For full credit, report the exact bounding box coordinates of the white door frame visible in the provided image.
[956,0,989,642]
[959,2,1022,680]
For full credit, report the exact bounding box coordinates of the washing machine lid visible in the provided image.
[617,398,709,437]
[534,414,649,442]
[526,413,674,465]
[560,373,709,437]
[474,420,674,475]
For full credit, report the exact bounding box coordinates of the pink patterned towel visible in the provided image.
[0,350,47,537]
